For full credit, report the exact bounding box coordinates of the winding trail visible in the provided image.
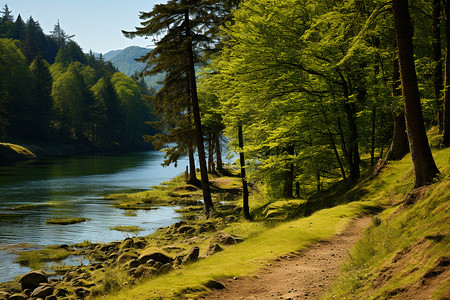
[203,216,372,300]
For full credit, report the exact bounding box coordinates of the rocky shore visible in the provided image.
[0,175,244,300]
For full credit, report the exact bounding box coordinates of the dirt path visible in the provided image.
[203,216,372,300]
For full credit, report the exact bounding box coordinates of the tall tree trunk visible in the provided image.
[187,141,201,186]
[386,54,410,160]
[208,136,215,174]
[185,10,213,216]
[392,0,440,187]
[283,146,294,198]
[215,133,223,174]
[443,0,450,146]
[370,105,377,166]
[433,0,444,132]
[327,128,347,182]
[343,102,360,182]
[238,122,251,220]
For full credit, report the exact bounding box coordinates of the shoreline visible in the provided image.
[0,141,153,165]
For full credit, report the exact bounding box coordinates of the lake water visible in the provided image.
[0,151,189,282]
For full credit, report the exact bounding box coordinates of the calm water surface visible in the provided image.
[0,151,188,282]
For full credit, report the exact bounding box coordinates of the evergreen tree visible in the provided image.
[1,4,13,23]
[29,55,53,140]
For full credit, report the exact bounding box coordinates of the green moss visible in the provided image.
[110,226,144,232]
[46,217,90,225]
[16,245,76,268]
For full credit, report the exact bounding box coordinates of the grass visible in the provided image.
[16,245,76,269]
[110,226,144,232]
[92,147,450,300]
[97,200,377,299]
[324,147,450,299]
[45,217,90,225]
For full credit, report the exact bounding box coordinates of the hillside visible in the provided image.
[102,46,164,90]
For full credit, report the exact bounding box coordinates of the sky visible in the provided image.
[5,0,166,54]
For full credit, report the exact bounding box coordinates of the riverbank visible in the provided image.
[0,141,153,165]
[1,148,448,299]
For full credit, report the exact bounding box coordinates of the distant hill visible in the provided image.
[101,46,164,90]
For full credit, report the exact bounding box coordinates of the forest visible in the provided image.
[122,0,449,218]
[0,5,157,148]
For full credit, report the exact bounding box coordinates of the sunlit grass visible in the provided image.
[46,217,90,225]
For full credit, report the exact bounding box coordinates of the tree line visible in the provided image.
[125,0,449,218]
[0,4,157,147]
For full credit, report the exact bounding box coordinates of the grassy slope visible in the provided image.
[97,148,449,300]
[326,148,450,299]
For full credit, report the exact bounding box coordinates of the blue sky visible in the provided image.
[5,0,166,53]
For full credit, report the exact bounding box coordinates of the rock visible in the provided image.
[117,251,138,263]
[182,246,200,264]
[158,263,172,274]
[128,259,141,268]
[7,293,27,300]
[153,261,163,270]
[108,253,118,261]
[201,243,223,258]
[99,242,120,254]
[177,225,197,234]
[133,265,157,278]
[54,288,69,297]
[138,250,172,265]
[211,232,243,245]
[22,289,32,296]
[45,296,57,300]
[19,270,48,290]
[119,238,134,249]
[204,280,226,290]
[75,287,90,298]
[30,284,54,298]
[0,291,9,300]
[198,222,216,233]
[133,239,147,249]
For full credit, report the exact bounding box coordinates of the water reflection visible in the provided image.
[0,151,188,282]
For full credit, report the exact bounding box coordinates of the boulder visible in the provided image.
[117,251,138,263]
[74,287,90,298]
[204,280,226,290]
[119,238,134,249]
[133,265,157,278]
[8,293,27,300]
[211,232,243,245]
[198,222,216,233]
[201,243,223,258]
[177,225,197,234]
[54,288,69,297]
[0,291,9,300]
[19,270,48,290]
[138,249,172,265]
[30,284,54,298]
[127,259,141,268]
[182,246,200,264]
[158,263,172,274]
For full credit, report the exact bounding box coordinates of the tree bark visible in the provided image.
[433,0,444,132]
[185,10,214,216]
[370,105,377,166]
[443,0,450,146]
[283,146,294,198]
[392,0,440,187]
[238,122,251,220]
[215,133,223,173]
[386,54,410,160]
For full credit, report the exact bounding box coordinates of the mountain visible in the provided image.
[102,46,164,90]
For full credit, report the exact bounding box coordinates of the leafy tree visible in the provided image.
[50,19,74,48]
[392,0,440,187]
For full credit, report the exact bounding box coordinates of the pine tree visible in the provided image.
[1,4,13,23]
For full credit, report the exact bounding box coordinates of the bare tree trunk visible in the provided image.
[370,105,377,166]
[208,136,215,174]
[392,0,440,187]
[283,146,294,198]
[433,0,444,132]
[215,133,223,174]
[443,0,450,146]
[185,10,213,216]
[238,122,251,220]
[386,54,410,160]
